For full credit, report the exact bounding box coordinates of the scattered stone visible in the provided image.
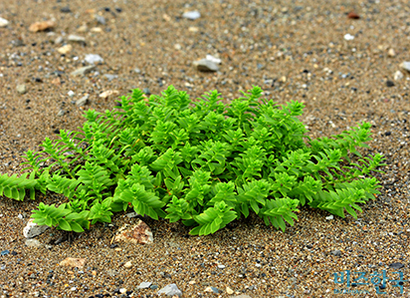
[67,90,75,97]
[54,36,64,45]
[25,239,43,248]
[226,287,234,295]
[76,94,89,106]
[85,54,104,64]
[99,90,119,99]
[188,26,199,32]
[23,218,49,238]
[123,261,133,268]
[57,44,72,54]
[16,84,27,94]
[182,11,201,20]
[90,27,103,33]
[231,295,252,298]
[331,250,342,256]
[28,20,56,32]
[325,215,334,220]
[70,65,96,76]
[0,17,9,28]
[174,43,182,50]
[114,219,153,244]
[206,54,222,64]
[60,6,71,13]
[143,88,151,95]
[57,110,65,117]
[104,74,118,81]
[400,61,410,72]
[157,284,182,297]
[59,257,86,268]
[204,286,219,294]
[137,282,152,289]
[68,34,86,44]
[77,24,88,32]
[388,48,396,57]
[394,70,403,81]
[386,80,395,87]
[343,33,354,41]
[347,11,360,19]
[389,262,404,269]
[94,14,106,25]
[134,68,141,74]
[217,264,225,269]
[193,59,219,72]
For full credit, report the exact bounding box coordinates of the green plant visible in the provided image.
[0,86,386,235]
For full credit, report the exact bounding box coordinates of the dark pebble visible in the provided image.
[389,262,404,269]
[1,250,10,256]
[386,80,395,87]
[385,131,391,136]
[143,88,151,95]
[60,6,71,13]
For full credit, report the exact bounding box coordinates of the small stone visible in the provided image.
[0,17,10,28]
[84,54,104,64]
[99,90,119,99]
[25,239,43,248]
[143,88,151,95]
[182,11,201,20]
[389,262,404,269]
[70,65,96,76]
[123,261,132,268]
[388,48,396,57]
[60,257,86,268]
[231,295,252,298]
[119,288,127,294]
[114,220,153,244]
[76,94,89,106]
[400,61,410,72]
[94,14,106,25]
[150,284,159,290]
[226,287,234,295]
[134,68,141,74]
[57,44,72,54]
[193,59,219,72]
[90,27,102,33]
[206,54,222,64]
[188,26,199,32]
[68,34,86,44]
[67,90,75,97]
[344,34,354,41]
[54,36,64,45]
[347,11,360,19]
[217,264,225,269]
[28,20,56,32]
[57,110,65,117]
[104,74,118,81]
[326,215,334,220]
[60,6,71,13]
[77,25,88,32]
[394,70,403,81]
[137,282,152,289]
[16,84,27,94]
[386,80,395,87]
[174,44,182,50]
[331,250,342,256]
[157,284,182,297]
[1,250,9,256]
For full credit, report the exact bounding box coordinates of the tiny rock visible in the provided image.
[188,26,199,32]
[226,287,234,294]
[59,257,86,268]
[25,239,43,248]
[99,90,119,99]
[54,36,64,45]
[325,215,334,220]
[394,70,403,81]
[76,94,89,106]
[77,25,88,32]
[388,48,396,57]
[231,295,252,298]
[90,27,103,33]
[16,84,27,94]
[0,17,10,28]
[114,219,153,244]
[137,282,152,289]
[23,218,49,238]
[157,284,182,297]
[205,54,222,64]
[386,80,395,87]
[57,44,72,54]
[347,11,360,19]
[68,34,86,44]
[193,59,219,72]
[182,11,201,20]
[401,61,410,72]
[85,53,104,64]
[344,33,354,41]
[123,261,133,268]
[331,250,342,257]
[94,14,106,25]
[70,65,96,76]
[29,20,56,32]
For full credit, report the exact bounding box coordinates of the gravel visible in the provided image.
[1,0,410,297]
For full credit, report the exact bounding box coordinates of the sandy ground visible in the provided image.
[0,0,410,297]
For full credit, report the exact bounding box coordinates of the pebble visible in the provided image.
[99,90,119,99]
[85,54,104,64]
[347,11,360,19]
[28,20,56,32]
[157,284,182,297]
[331,250,342,256]
[60,6,71,13]
[23,218,49,238]
[59,257,86,268]
[143,88,151,95]
[344,33,354,41]
[217,264,226,269]
[16,84,27,94]
[94,14,106,25]
[232,295,252,298]
[389,262,404,269]
[182,11,201,20]
[57,110,65,117]
[137,282,152,289]
[114,220,153,244]
[54,36,64,45]
[206,54,222,64]
[25,239,43,248]
[193,59,219,72]
[226,287,234,294]
[67,90,75,97]
[400,61,410,72]
[123,261,132,268]
[325,215,334,220]
[386,80,395,87]
[394,70,403,81]
[70,65,96,76]
[104,74,118,81]
[388,48,396,57]
[68,34,86,44]
[57,44,72,54]
[0,17,9,28]
[76,94,89,106]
